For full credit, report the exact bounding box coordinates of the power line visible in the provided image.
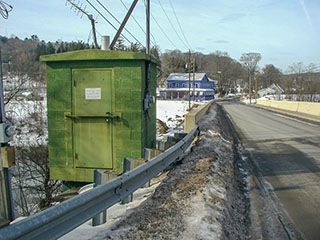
[151,13,178,50]
[85,0,133,45]
[93,0,143,47]
[119,0,157,46]
[168,0,191,49]
[157,0,189,50]
[142,0,178,49]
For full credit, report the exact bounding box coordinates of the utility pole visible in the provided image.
[0,48,5,122]
[255,72,258,102]
[249,73,252,104]
[188,50,191,110]
[146,0,150,55]
[192,58,195,102]
[0,47,15,227]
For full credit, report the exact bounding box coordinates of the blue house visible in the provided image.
[159,73,215,100]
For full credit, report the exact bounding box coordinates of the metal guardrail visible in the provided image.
[0,126,200,240]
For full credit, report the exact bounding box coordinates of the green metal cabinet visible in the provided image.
[40,50,157,182]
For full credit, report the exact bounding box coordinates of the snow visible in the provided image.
[156,100,189,129]
[156,100,207,128]
[242,98,257,104]
[60,182,161,240]
[167,73,206,81]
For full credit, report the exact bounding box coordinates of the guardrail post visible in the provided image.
[92,170,107,226]
[121,158,133,204]
[143,149,152,188]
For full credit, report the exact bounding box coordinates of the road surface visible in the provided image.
[223,103,320,240]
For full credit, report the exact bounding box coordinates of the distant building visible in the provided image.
[159,73,215,100]
[258,83,285,97]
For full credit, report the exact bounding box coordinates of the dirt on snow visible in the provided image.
[92,103,250,240]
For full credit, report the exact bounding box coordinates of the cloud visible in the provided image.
[220,13,246,22]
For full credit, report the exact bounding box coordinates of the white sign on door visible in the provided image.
[85,88,101,100]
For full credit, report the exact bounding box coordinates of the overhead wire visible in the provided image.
[85,0,133,45]
[93,0,144,47]
[156,0,189,50]
[150,14,178,50]
[168,0,191,49]
[119,0,157,46]
[142,0,178,49]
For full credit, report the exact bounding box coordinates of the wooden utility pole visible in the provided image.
[146,0,150,55]
[188,50,191,110]
[249,74,252,104]
[192,58,195,102]
[255,73,258,102]
[0,47,14,226]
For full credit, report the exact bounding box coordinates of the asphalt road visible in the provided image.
[223,103,320,240]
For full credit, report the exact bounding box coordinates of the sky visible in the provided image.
[0,0,319,72]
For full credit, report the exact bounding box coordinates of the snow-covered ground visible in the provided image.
[6,99,48,147]
[156,100,189,129]
[156,100,207,142]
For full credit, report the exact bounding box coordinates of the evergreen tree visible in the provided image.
[114,37,126,51]
[35,43,47,60]
[46,42,55,54]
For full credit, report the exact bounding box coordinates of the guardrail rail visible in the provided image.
[0,126,200,240]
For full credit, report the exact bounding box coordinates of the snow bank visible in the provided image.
[90,104,250,240]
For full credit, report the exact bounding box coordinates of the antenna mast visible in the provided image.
[66,0,99,49]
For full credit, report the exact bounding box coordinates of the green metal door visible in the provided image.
[72,69,113,169]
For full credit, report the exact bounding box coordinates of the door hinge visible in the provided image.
[75,153,78,159]
[73,80,77,87]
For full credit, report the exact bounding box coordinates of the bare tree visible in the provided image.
[12,142,61,216]
[1,36,61,216]
[259,64,282,88]
[285,62,305,92]
[240,52,261,97]
[212,52,244,94]
[287,62,304,74]
[160,50,187,77]
[1,37,45,105]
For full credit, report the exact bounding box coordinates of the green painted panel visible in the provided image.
[50,166,95,182]
[73,69,113,169]
[73,70,112,115]
[44,50,158,182]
